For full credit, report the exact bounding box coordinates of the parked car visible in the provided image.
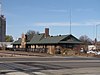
[97,51,100,55]
[87,50,98,55]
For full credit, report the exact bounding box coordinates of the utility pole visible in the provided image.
[95,24,100,50]
[95,25,97,50]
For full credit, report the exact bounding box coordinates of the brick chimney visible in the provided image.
[21,33,26,48]
[45,28,49,38]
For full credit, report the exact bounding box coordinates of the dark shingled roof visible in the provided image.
[13,38,22,45]
[38,34,82,44]
[13,34,82,45]
[27,34,44,44]
[26,34,34,42]
[39,35,68,44]
[59,41,82,44]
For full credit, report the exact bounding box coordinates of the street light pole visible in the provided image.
[96,25,97,41]
[95,25,97,50]
[95,24,100,50]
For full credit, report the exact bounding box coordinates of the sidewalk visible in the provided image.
[0,50,53,57]
[0,50,100,58]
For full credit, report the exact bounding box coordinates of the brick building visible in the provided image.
[13,28,82,55]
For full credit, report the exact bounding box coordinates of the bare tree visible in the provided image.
[26,30,39,36]
[79,35,92,44]
[25,30,39,41]
[79,35,93,50]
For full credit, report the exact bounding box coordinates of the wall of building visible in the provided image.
[0,15,6,42]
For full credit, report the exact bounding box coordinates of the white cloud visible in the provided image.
[75,8,93,12]
[34,20,100,26]
[34,22,84,26]
[35,22,68,26]
[48,9,68,13]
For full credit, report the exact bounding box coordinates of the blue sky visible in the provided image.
[2,0,100,40]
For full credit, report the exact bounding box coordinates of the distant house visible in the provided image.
[13,28,82,55]
[88,45,96,50]
[0,42,13,50]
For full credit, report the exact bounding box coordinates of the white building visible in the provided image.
[88,45,96,50]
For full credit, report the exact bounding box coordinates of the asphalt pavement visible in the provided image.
[0,56,100,75]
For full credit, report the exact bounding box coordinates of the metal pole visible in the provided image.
[96,25,97,41]
[96,25,97,50]
[95,24,100,50]
[69,9,71,34]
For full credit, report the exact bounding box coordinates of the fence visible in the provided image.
[12,48,48,53]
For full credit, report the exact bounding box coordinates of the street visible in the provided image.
[0,56,100,75]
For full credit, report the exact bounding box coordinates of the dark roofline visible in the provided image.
[13,33,82,45]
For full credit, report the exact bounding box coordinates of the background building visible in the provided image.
[0,15,6,42]
[0,0,6,42]
[13,28,82,55]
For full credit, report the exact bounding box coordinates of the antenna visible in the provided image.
[69,8,72,34]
